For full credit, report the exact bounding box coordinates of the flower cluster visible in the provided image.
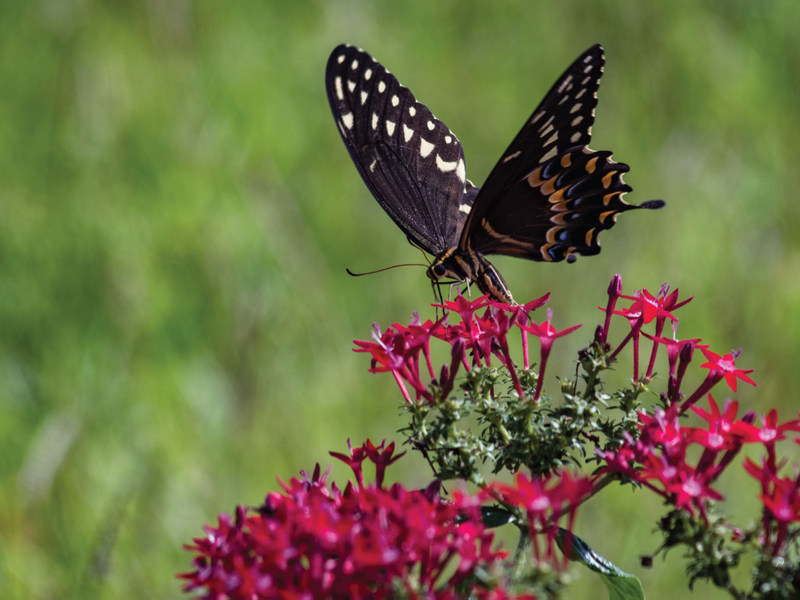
[485,472,594,570]
[349,276,800,596]
[183,275,800,599]
[354,292,579,404]
[180,440,555,600]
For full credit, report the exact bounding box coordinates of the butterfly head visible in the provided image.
[428,249,515,304]
[426,248,461,284]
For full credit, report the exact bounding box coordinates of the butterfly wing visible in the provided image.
[466,147,663,261]
[467,44,604,217]
[326,44,472,255]
[459,44,661,262]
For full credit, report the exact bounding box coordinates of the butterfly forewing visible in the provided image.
[325,44,471,255]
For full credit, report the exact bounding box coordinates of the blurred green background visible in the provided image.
[2,1,799,598]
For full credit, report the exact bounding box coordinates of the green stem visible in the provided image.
[510,523,532,582]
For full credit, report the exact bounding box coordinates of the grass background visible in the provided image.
[2,1,799,598]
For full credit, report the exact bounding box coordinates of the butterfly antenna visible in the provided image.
[406,237,433,265]
[346,263,427,277]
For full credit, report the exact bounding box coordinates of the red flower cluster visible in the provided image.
[597,277,756,406]
[486,472,594,569]
[745,456,800,556]
[600,395,800,527]
[180,440,535,600]
[354,293,579,403]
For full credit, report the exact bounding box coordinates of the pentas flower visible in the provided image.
[485,471,594,570]
[700,348,756,392]
[180,441,517,600]
[680,347,757,411]
[520,309,581,402]
[356,293,553,404]
[596,274,624,347]
[354,321,439,404]
[619,285,690,325]
[600,399,755,518]
[744,457,800,555]
[689,396,744,452]
[603,285,692,380]
[639,451,724,516]
[734,409,800,467]
[643,329,703,404]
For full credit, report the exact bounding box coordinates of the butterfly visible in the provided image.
[325,43,664,304]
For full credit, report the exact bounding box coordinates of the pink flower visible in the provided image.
[180,441,511,600]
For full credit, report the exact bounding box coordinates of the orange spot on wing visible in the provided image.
[547,187,566,205]
[546,226,562,244]
[526,168,544,187]
[599,210,619,224]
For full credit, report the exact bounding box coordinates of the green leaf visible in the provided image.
[557,529,645,600]
[480,505,514,528]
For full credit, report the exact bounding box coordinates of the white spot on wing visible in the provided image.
[576,88,587,99]
[570,132,581,143]
[360,91,368,105]
[378,81,386,93]
[541,146,557,162]
[403,124,413,142]
[351,59,359,70]
[364,68,372,81]
[334,77,344,101]
[436,154,458,172]
[391,95,399,107]
[570,103,582,114]
[337,54,345,64]
[369,158,377,172]
[371,112,378,130]
[341,113,354,130]
[409,106,416,116]
[544,132,558,146]
[347,80,356,92]
[444,135,452,144]
[583,64,593,73]
[419,138,434,158]
[538,115,554,132]
[502,150,521,163]
[455,158,466,182]
[459,203,472,214]
[571,115,583,126]
[427,120,435,130]
[386,120,396,136]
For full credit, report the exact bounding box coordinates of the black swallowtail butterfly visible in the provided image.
[325,43,664,304]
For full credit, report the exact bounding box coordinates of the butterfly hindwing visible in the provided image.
[325,44,471,255]
[464,147,637,261]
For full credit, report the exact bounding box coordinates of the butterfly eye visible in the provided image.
[431,263,448,279]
